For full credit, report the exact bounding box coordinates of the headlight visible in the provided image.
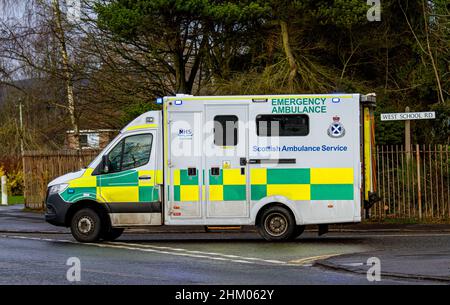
[48,184,69,195]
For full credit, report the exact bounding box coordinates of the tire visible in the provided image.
[257,206,296,241]
[70,208,102,243]
[290,225,306,240]
[101,228,124,241]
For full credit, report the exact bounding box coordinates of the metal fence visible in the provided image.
[372,144,449,220]
[23,150,100,209]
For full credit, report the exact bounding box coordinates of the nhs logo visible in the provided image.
[178,129,193,138]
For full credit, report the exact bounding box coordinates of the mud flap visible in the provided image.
[318,224,329,236]
[364,191,381,210]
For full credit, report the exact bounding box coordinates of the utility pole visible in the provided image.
[404,106,411,163]
[19,99,26,206]
[19,99,24,156]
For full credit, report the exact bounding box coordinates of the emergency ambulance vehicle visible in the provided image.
[45,93,378,242]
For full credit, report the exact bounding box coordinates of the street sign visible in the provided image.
[380,111,436,121]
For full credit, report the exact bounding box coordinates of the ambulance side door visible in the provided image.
[167,111,203,219]
[204,105,249,218]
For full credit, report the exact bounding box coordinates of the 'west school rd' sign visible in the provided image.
[380,111,436,121]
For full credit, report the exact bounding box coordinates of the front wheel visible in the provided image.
[70,208,102,243]
[257,206,296,241]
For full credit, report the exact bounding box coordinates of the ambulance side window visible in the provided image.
[121,134,153,170]
[256,114,309,137]
[107,134,153,173]
[214,115,238,146]
[108,140,124,173]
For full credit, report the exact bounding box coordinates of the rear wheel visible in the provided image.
[258,206,295,241]
[101,228,124,241]
[70,208,102,243]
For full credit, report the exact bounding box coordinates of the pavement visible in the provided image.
[0,205,69,234]
[1,204,450,284]
[317,246,450,283]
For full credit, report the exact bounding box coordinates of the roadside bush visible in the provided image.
[0,165,24,196]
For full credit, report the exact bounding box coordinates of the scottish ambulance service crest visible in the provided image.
[327,116,345,138]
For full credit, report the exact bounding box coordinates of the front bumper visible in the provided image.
[45,193,72,227]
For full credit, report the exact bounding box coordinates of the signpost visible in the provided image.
[380,107,436,162]
[380,111,436,121]
[1,176,7,206]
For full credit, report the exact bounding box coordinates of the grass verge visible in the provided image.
[7,195,24,205]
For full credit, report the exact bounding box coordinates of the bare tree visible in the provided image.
[400,0,446,104]
[51,0,80,149]
[1,0,84,151]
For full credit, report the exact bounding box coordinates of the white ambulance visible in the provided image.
[45,93,377,242]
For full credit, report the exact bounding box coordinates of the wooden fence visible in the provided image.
[23,150,100,209]
[372,144,449,220]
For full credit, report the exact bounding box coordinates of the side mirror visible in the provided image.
[102,155,110,174]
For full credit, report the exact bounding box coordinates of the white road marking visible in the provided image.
[0,234,297,266]
[1,233,360,269]
[341,262,365,267]
[9,233,413,268]
[3,231,448,270]
[288,253,341,266]
[108,241,287,264]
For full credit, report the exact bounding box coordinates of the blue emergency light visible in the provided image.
[156,97,163,104]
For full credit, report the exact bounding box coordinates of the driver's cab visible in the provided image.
[89,111,163,226]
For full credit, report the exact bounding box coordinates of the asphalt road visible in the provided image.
[0,230,449,285]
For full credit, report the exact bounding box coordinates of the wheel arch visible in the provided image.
[253,196,302,226]
[65,200,110,227]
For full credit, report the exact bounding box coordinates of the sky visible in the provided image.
[1,0,88,81]
[0,1,27,22]
[1,0,82,24]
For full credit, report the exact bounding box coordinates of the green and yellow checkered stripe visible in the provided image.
[172,169,200,202]
[171,168,247,202]
[171,167,354,202]
[250,168,354,201]
[59,168,162,203]
[208,169,246,201]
